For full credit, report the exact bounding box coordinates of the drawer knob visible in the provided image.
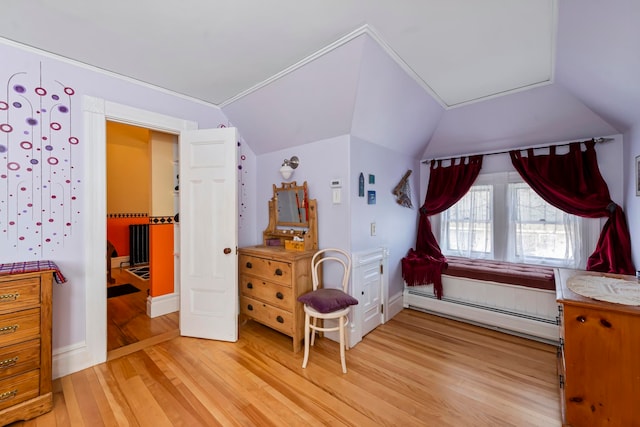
[276,292,284,300]
[276,316,284,324]
[0,389,17,401]
[0,325,19,335]
[247,282,253,289]
[275,268,283,276]
[0,293,19,302]
[247,304,253,311]
[246,262,252,269]
[600,318,612,328]
[0,357,18,369]
[576,316,586,323]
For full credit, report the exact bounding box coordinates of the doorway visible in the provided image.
[105,121,179,358]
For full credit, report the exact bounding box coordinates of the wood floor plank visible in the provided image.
[12,309,561,426]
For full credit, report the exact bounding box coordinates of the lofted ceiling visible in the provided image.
[1,0,638,158]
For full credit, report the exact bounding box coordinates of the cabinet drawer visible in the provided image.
[239,255,292,287]
[0,308,41,347]
[241,296,293,335]
[0,277,41,314]
[0,339,40,378]
[0,369,40,411]
[240,276,293,310]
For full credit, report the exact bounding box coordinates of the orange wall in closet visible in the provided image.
[149,224,174,297]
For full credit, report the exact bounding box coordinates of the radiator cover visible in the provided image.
[403,275,559,344]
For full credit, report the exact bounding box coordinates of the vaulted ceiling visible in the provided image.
[1,0,638,159]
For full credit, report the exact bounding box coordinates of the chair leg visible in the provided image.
[339,315,347,374]
[302,313,310,369]
[310,317,318,346]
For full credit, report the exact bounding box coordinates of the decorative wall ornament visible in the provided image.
[393,170,413,208]
[1,62,81,256]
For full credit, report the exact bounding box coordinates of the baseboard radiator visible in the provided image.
[129,224,149,266]
[403,275,559,344]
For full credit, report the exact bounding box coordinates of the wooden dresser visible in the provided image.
[239,246,315,352]
[0,269,53,425]
[556,268,640,426]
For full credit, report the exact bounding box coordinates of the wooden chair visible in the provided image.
[298,248,358,373]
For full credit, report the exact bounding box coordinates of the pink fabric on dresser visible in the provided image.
[0,260,67,284]
[443,256,555,291]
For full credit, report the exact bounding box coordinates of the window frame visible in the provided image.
[436,172,600,269]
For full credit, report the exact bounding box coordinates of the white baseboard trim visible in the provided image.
[386,290,404,322]
[52,341,105,380]
[147,293,179,318]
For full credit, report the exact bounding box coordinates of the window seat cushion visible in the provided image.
[443,256,555,291]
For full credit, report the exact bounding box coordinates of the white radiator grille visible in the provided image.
[403,276,559,343]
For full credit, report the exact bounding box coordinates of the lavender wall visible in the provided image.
[350,136,419,299]
[0,40,235,351]
[625,127,640,269]
[254,135,350,250]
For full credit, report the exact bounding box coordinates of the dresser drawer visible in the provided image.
[0,277,41,314]
[0,308,41,348]
[241,296,293,335]
[239,255,292,287]
[0,369,40,411]
[240,276,294,310]
[0,339,40,379]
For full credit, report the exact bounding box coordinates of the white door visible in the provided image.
[179,127,238,341]
[360,259,383,337]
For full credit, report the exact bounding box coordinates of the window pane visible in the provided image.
[510,183,576,262]
[443,185,492,256]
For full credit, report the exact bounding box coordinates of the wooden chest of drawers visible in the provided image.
[239,246,315,352]
[0,270,53,425]
[556,268,640,426]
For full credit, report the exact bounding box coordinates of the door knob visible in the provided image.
[223,248,232,254]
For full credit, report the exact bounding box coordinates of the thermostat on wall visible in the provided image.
[330,179,342,188]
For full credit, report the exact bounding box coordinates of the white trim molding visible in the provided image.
[50,96,199,378]
[147,293,180,318]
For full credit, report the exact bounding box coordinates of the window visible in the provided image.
[441,185,493,258]
[438,173,599,269]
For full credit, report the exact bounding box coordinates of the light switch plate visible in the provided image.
[332,188,341,204]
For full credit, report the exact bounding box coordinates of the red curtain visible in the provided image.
[510,140,634,274]
[402,155,483,298]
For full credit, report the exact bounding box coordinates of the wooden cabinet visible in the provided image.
[239,246,315,352]
[0,270,53,425]
[556,268,640,427]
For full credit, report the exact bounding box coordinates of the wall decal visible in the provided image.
[0,63,80,256]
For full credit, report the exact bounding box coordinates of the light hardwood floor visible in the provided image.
[107,267,179,355]
[10,308,561,426]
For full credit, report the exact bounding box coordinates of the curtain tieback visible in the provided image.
[607,202,617,213]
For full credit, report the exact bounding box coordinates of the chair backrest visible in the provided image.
[311,248,351,292]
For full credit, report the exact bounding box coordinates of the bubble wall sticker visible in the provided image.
[1,64,81,256]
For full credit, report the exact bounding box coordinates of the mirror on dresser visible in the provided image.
[263,181,318,251]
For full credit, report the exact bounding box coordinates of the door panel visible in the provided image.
[361,261,382,337]
[179,127,238,341]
